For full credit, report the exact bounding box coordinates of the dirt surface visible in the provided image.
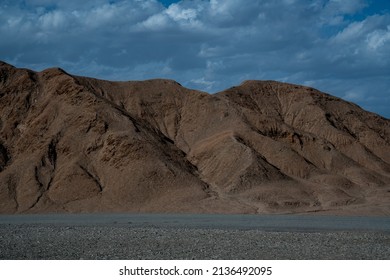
[2,214,389,259]
[0,61,389,214]
[1,224,389,260]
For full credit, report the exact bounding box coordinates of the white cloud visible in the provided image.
[137,1,203,30]
[39,10,67,30]
[190,77,216,91]
[366,27,390,50]
[165,4,197,21]
[140,13,170,30]
[332,21,365,43]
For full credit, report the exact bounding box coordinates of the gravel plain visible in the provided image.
[1,223,389,259]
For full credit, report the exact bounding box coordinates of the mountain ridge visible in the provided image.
[0,62,389,214]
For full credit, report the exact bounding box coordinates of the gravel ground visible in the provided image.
[1,224,389,259]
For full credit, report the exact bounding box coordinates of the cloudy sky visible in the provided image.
[1,0,389,117]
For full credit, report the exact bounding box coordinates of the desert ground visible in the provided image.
[1,214,389,259]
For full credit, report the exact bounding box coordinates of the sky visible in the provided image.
[0,0,389,118]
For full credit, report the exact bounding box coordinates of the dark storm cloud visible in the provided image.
[0,0,389,117]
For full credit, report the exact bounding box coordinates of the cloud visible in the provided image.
[343,90,365,102]
[39,10,67,30]
[366,25,390,50]
[190,77,216,91]
[0,0,389,117]
[324,0,367,15]
[140,13,170,30]
[166,4,197,21]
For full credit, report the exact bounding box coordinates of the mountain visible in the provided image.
[0,61,389,214]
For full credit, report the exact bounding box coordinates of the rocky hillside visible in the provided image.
[0,61,389,214]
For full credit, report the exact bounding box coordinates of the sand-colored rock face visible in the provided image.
[0,61,389,215]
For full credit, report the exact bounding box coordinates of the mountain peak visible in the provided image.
[40,67,69,76]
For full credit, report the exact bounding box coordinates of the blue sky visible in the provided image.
[160,0,180,7]
[1,0,389,117]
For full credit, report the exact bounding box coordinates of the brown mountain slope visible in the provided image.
[0,61,389,214]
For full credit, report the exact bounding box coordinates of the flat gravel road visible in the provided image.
[1,214,389,259]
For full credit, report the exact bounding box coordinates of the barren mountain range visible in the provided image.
[0,61,389,215]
